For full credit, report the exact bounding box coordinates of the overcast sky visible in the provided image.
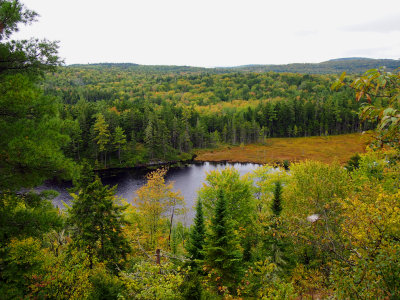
[12,0,400,67]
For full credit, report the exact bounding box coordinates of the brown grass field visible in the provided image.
[195,133,373,165]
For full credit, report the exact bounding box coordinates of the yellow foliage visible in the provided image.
[342,186,400,256]
[133,168,185,250]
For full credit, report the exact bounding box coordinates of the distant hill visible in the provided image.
[224,58,400,74]
[327,57,370,61]
[67,58,400,75]
[68,63,209,74]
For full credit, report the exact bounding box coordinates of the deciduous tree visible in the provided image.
[134,168,185,249]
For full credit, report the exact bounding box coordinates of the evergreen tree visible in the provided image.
[144,119,154,158]
[0,1,72,191]
[93,113,110,168]
[0,0,61,76]
[265,180,289,270]
[0,74,74,190]
[204,190,243,293]
[113,126,127,164]
[271,181,283,216]
[67,175,130,272]
[186,199,206,264]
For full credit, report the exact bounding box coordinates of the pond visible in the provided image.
[37,162,262,224]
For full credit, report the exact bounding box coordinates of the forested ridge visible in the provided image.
[227,57,400,74]
[1,1,400,299]
[44,65,374,168]
[69,57,400,75]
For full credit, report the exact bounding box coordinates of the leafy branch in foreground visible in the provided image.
[332,68,400,149]
[0,0,63,77]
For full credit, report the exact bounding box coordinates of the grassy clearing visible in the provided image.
[195,133,372,165]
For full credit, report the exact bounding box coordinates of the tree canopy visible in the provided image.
[0,0,62,76]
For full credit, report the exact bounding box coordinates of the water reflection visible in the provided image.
[41,162,262,223]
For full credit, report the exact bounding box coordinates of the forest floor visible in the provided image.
[195,132,373,165]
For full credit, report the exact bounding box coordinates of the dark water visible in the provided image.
[37,162,262,224]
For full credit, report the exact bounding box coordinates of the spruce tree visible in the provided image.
[113,126,127,164]
[68,175,130,272]
[204,190,243,293]
[93,114,110,168]
[181,199,206,300]
[186,199,206,264]
[267,180,288,269]
[271,181,283,216]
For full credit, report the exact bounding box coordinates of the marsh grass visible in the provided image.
[195,133,372,165]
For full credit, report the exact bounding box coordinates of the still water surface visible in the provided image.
[38,162,261,224]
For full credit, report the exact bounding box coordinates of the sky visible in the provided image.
[12,0,400,67]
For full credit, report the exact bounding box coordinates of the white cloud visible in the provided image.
[11,0,400,66]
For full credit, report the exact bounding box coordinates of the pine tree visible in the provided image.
[144,119,154,158]
[93,113,110,168]
[113,126,126,164]
[186,199,206,264]
[68,175,130,272]
[204,190,243,293]
[271,181,283,216]
[267,180,287,269]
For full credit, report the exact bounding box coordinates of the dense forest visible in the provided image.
[43,64,375,168]
[71,57,400,75]
[1,1,400,299]
[226,57,400,74]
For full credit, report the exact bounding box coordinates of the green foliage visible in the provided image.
[334,68,400,150]
[0,74,74,190]
[204,190,243,294]
[290,264,326,298]
[0,0,73,190]
[1,2,400,297]
[351,149,398,189]
[229,58,400,74]
[113,125,127,164]
[271,181,283,216]
[93,113,111,167]
[43,65,370,169]
[120,261,185,299]
[199,167,255,228]
[330,152,400,299]
[285,160,349,218]
[67,176,130,271]
[0,0,38,41]
[283,161,349,272]
[28,249,94,299]
[88,266,125,300]
[345,152,361,172]
[0,0,62,76]
[0,237,42,299]
[282,159,290,170]
[242,258,297,299]
[0,191,63,247]
[180,270,203,300]
[186,199,206,265]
